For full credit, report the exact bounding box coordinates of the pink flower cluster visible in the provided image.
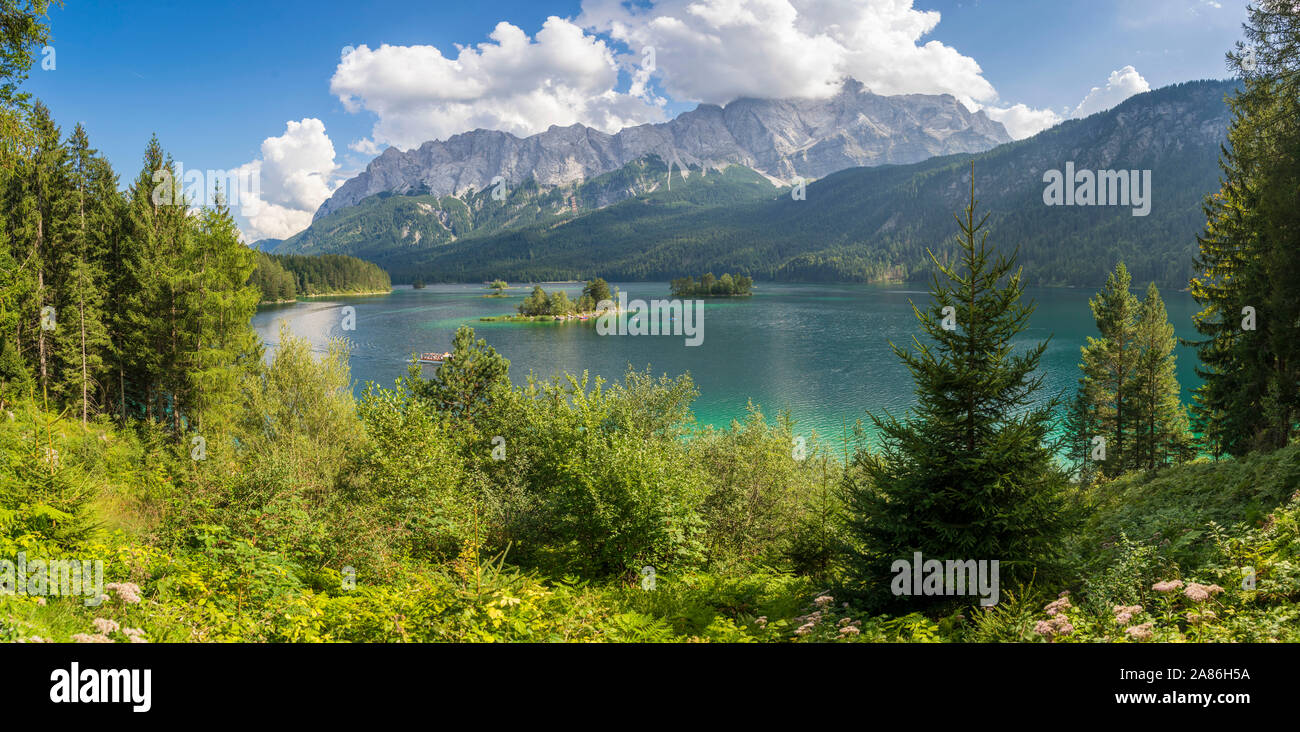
[1152,579,1184,593]
[1183,583,1224,603]
[1034,591,1075,640]
[105,582,142,604]
[93,617,119,634]
[1125,622,1154,641]
[1112,604,1144,626]
[836,616,863,638]
[793,595,838,638]
[71,633,113,643]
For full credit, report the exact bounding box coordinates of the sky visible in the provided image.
[23,0,1250,242]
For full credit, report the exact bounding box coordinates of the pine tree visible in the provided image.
[1063,385,1100,484]
[9,102,71,402]
[51,124,112,422]
[843,165,1066,607]
[183,189,262,435]
[1078,263,1141,477]
[1189,2,1300,456]
[114,137,173,423]
[406,325,510,426]
[1132,283,1193,470]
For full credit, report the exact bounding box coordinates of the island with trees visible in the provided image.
[480,278,617,321]
[671,272,753,297]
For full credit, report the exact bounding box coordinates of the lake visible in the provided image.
[252,282,1204,443]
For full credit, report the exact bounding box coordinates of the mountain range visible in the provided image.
[309,79,1011,221]
[267,79,1237,290]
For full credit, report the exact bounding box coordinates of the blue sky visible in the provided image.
[24,0,1249,241]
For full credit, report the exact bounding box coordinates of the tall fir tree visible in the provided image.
[843,165,1067,607]
[1189,1,1300,456]
[1077,263,1141,477]
[9,102,70,402]
[184,188,262,435]
[51,123,111,422]
[1132,282,1194,470]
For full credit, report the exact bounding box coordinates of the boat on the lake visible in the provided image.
[418,351,452,363]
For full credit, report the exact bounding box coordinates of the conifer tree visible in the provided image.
[184,189,262,435]
[1189,1,1300,456]
[1132,282,1193,470]
[10,102,70,401]
[843,166,1066,607]
[1078,263,1141,477]
[51,123,111,422]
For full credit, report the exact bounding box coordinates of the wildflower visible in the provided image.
[1152,579,1184,593]
[1126,623,1154,641]
[754,616,767,628]
[71,633,114,643]
[35,597,46,606]
[123,627,148,643]
[1112,604,1143,626]
[92,618,120,635]
[813,595,834,608]
[1183,582,1223,603]
[1034,613,1075,640]
[1044,595,1072,617]
[105,582,142,604]
[839,626,861,637]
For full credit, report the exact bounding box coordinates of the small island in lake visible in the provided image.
[670,272,753,297]
[483,279,510,297]
[480,278,617,322]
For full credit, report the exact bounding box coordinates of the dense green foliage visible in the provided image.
[1,102,259,431]
[670,272,753,297]
[248,251,391,304]
[1189,5,1300,458]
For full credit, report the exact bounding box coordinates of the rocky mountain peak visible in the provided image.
[313,79,1012,221]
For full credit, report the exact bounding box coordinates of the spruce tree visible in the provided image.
[1189,2,1300,456]
[1078,263,1141,477]
[843,165,1066,607]
[51,124,112,422]
[10,102,70,402]
[1132,283,1193,470]
[185,190,262,435]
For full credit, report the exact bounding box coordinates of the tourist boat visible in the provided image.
[418,351,452,364]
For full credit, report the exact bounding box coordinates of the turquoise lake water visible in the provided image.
[252,282,1203,442]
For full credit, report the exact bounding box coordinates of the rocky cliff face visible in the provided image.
[314,79,1011,220]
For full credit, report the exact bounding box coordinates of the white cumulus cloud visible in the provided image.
[1072,65,1151,118]
[330,16,666,151]
[579,0,999,110]
[237,118,340,242]
[982,103,1063,140]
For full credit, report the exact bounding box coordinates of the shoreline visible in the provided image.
[480,307,621,323]
[257,289,393,306]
